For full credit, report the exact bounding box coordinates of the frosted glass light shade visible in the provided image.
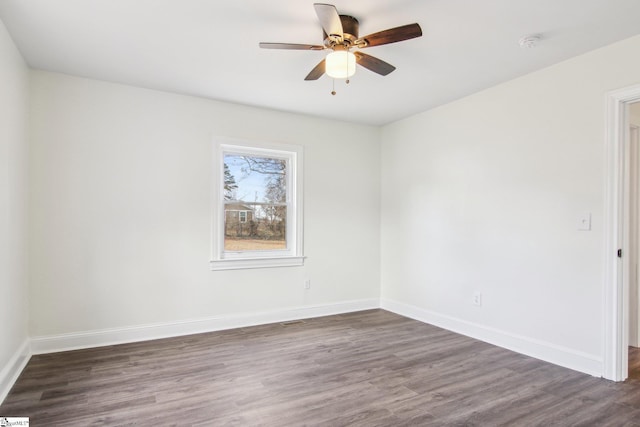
[325,51,356,79]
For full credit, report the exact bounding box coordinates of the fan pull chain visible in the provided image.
[331,78,336,96]
[346,49,350,84]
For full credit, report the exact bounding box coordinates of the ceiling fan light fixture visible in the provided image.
[259,4,422,81]
[325,50,356,79]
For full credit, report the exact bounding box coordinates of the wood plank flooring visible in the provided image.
[2,309,640,426]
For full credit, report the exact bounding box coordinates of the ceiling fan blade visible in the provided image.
[304,59,326,80]
[314,3,343,40]
[357,23,422,48]
[259,42,325,50]
[354,52,396,76]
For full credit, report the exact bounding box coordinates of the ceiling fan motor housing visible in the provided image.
[323,15,359,48]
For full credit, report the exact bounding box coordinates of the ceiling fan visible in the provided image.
[259,3,422,85]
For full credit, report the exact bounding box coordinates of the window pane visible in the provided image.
[223,154,286,203]
[223,153,287,251]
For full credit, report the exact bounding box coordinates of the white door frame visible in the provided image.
[630,125,640,349]
[604,84,640,381]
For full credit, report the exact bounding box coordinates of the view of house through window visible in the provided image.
[223,153,288,251]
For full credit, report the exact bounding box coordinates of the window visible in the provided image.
[211,137,304,270]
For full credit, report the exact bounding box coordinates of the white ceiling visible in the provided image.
[1,0,640,126]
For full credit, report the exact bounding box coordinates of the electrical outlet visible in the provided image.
[304,279,311,290]
[473,292,482,306]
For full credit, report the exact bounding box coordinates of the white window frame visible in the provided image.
[211,137,304,270]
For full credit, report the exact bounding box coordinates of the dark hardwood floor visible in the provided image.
[2,309,640,426]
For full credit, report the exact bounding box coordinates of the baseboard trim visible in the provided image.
[30,298,380,355]
[381,298,603,377]
[0,338,31,405]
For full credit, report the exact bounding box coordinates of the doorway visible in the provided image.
[604,84,640,382]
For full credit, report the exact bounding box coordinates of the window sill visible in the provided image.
[210,256,305,271]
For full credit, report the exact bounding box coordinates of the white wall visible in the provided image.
[381,34,640,375]
[0,17,30,398]
[28,71,381,341]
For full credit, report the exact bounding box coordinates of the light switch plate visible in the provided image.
[578,212,591,231]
